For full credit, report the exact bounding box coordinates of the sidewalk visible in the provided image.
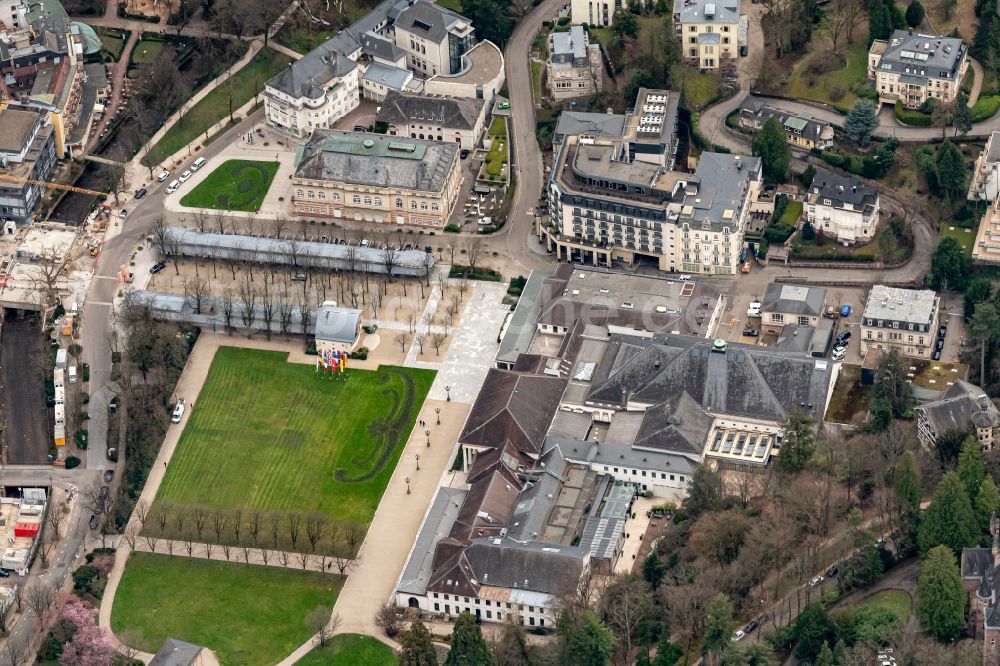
[276,399,471,665]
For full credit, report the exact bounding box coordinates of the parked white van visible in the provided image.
[166,179,180,194]
[68,366,77,383]
[191,157,207,171]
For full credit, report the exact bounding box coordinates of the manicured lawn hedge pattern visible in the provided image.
[179,160,279,212]
[153,347,434,528]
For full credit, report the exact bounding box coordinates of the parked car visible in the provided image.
[157,170,170,182]
[166,179,180,194]
[104,469,114,482]
[836,330,852,344]
[826,564,839,577]
[732,630,746,642]
[460,149,470,159]
[171,399,185,423]
[808,575,824,588]
[291,273,307,281]
[742,327,759,337]
[119,209,128,218]
[938,325,948,338]
[840,304,851,317]
[498,101,510,110]
[89,514,99,530]
[150,261,166,274]
[933,350,942,361]
[0,569,10,578]
[936,338,945,351]
[134,187,147,199]
[99,485,109,500]
[678,274,692,281]
[747,302,762,317]
[744,620,759,633]
[832,347,846,361]
[191,156,207,171]
[178,170,192,183]
[353,125,367,132]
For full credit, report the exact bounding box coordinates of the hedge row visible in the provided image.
[893,101,932,126]
[972,96,1000,123]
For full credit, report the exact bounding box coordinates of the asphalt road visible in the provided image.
[498,0,566,274]
[0,314,50,465]
[80,107,270,471]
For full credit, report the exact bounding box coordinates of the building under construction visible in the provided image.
[0,105,59,224]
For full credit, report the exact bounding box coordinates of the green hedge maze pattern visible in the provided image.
[334,369,417,483]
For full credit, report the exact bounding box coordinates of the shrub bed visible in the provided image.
[972,96,1000,123]
[893,101,932,126]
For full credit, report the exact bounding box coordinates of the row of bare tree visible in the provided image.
[132,500,362,558]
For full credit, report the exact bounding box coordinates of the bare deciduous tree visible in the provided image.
[24,582,54,622]
[394,332,410,352]
[184,277,211,315]
[430,332,447,356]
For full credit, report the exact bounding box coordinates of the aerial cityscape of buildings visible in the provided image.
[0,0,998,662]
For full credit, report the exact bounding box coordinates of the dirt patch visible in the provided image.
[0,311,52,464]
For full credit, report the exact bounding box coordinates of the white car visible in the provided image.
[157,170,170,182]
[171,399,185,423]
[178,170,193,183]
[166,179,180,194]
[678,274,692,281]
[732,630,745,642]
[832,347,846,361]
[747,302,762,318]
[808,575,824,588]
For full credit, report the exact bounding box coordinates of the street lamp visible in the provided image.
[445,385,451,402]
[425,429,431,447]
[415,454,420,471]
[405,476,411,494]
[435,407,441,425]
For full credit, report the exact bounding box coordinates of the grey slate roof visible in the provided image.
[762,283,827,317]
[397,486,467,595]
[916,380,1000,438]
[739,101,832,144]
[294,130,458,193]
[496,270,551,367]
[810,167,878,212]
[875,30,967,82]
[550,25,588,62]
[361,61,412,90]
[394,0,469,43]
[149,638,206,666]
[554,111,626,141]
[267,48,357,99]
[314,303,361,343]
[587,333,834,425]
[463,537,586,595]
[674,0,739,24]
[682,153,762,231]
[376,91,484,131]
[632,390,715,456]
[359,31,404,62]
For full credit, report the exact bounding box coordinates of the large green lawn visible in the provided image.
[131,37,165,65]
[786,42,869,109]
[180,160,279,212]
[853,589,912,623]
[143,48,292,167]
[298,634,397,665]
[152,348,434,538]
[111,553,342,665]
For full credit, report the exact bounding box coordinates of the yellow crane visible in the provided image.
[0,173,107,197]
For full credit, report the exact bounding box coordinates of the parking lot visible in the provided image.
[709,275,869,362]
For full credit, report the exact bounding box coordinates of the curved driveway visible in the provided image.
[497,0,566,274]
